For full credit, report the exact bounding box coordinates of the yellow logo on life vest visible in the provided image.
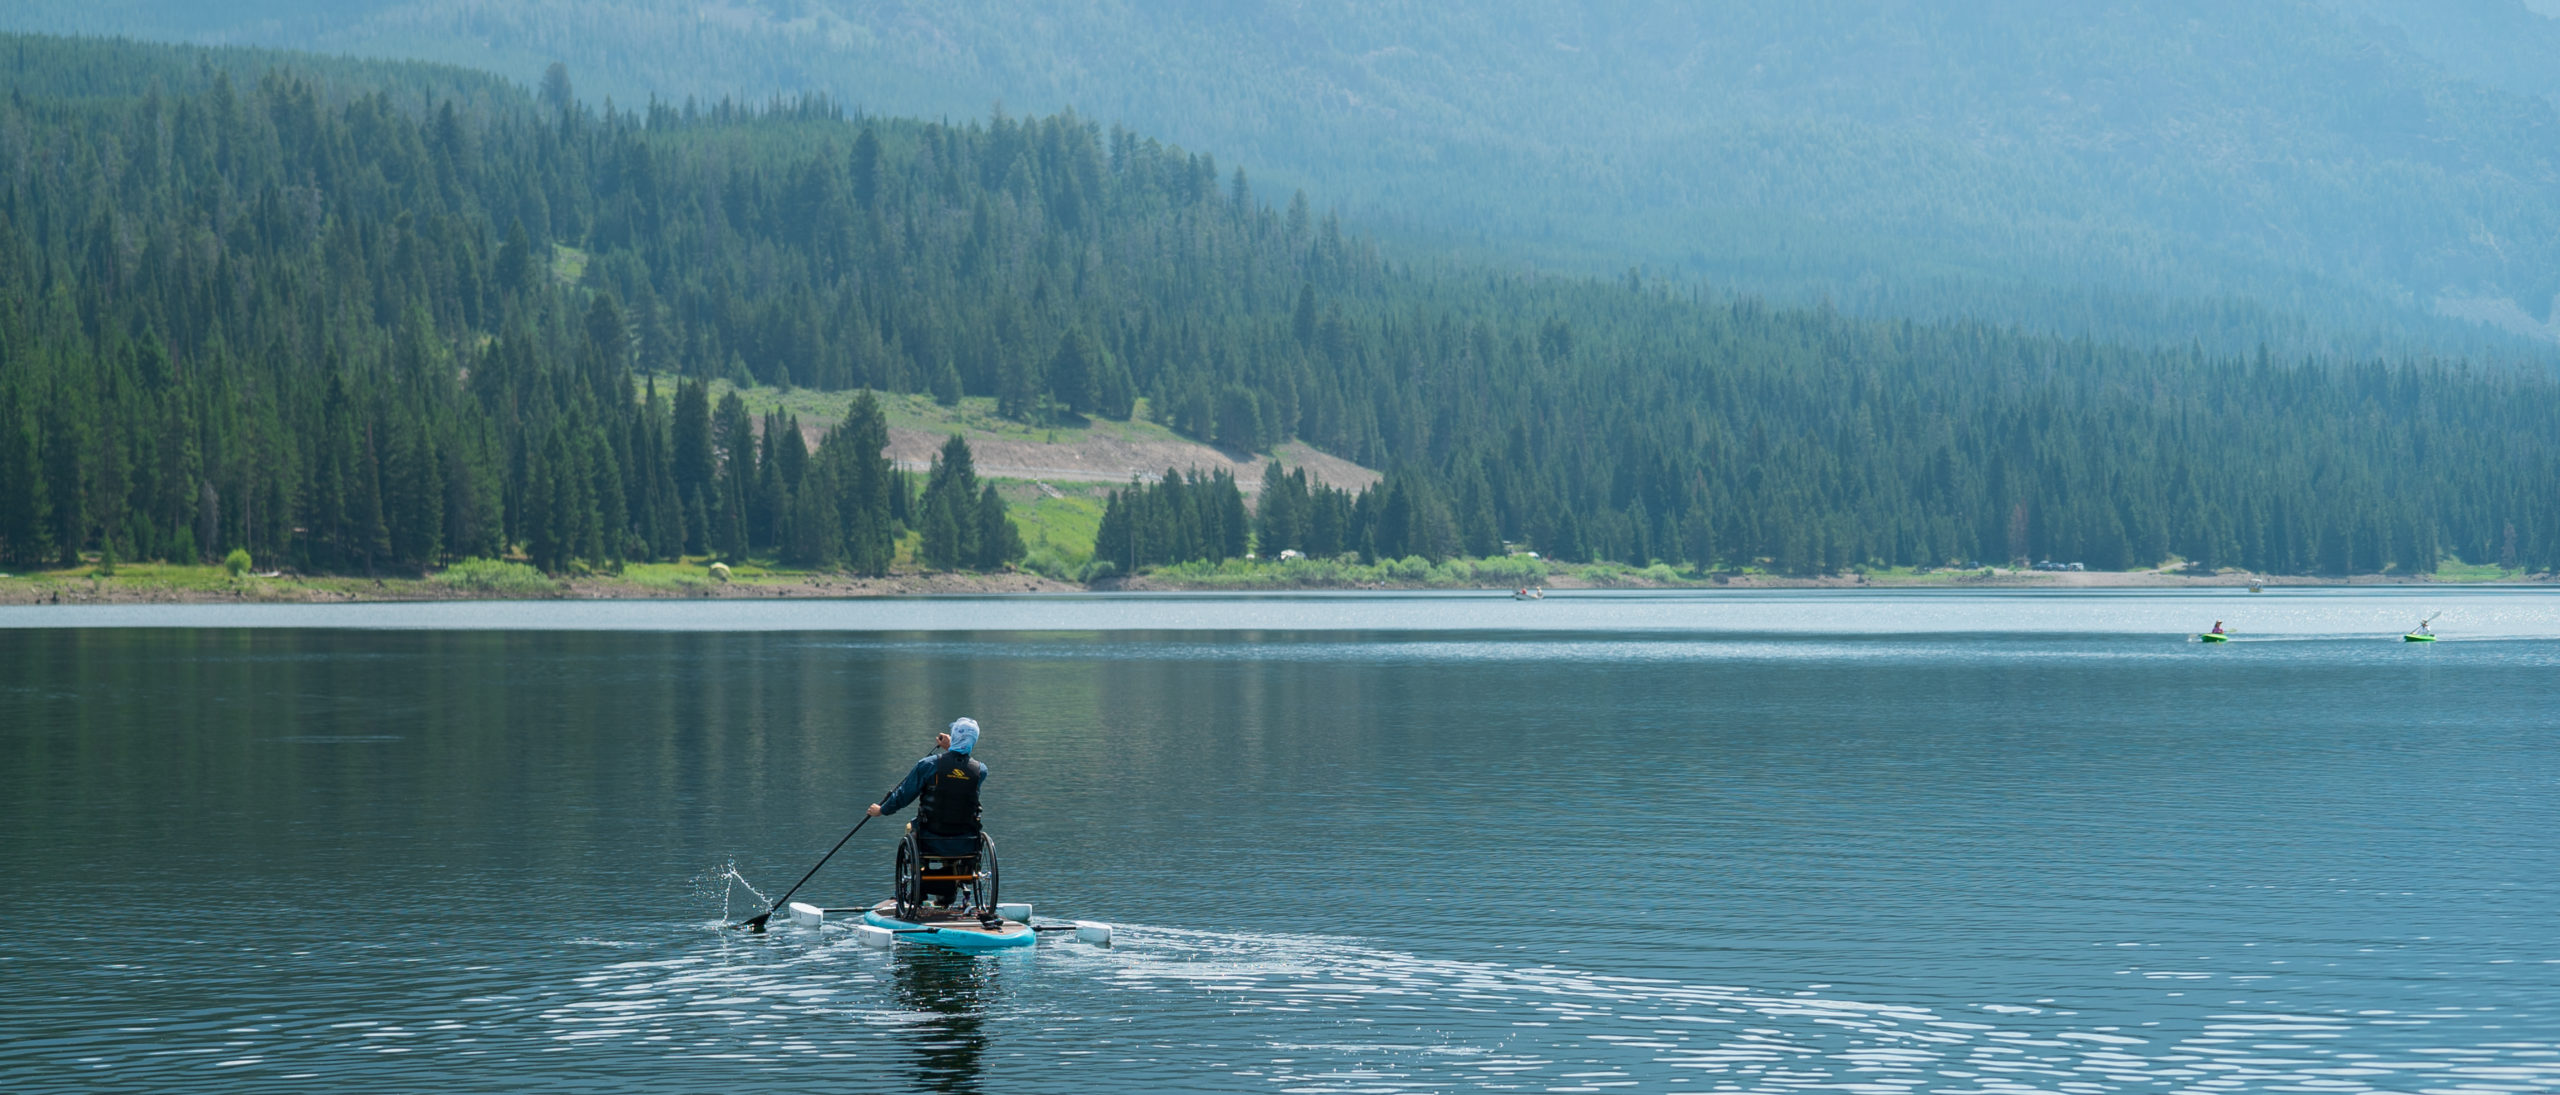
[942,768,971,780]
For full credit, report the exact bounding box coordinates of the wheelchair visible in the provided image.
[892,823,999,921]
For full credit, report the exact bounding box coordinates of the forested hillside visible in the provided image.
[6,35,2560,580]
[13,1,2560,362]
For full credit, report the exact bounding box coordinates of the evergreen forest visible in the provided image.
[5,35,2560,578]
[17,2,2560,364]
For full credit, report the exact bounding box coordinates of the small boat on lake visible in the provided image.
[1512,587,1545,600]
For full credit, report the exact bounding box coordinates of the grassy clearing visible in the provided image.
[634,376,1188,446]
[620,558,819,587]
[430,558,560,596]
[1141,554,1561,589]
[872,392,1183,445]
[1128,557,2001,589]
[2431,559,2529,581]
[3,560,249,592]
[1846,565,1969,584]
[1005,488,1109,579]
[617,561,716,593]
[551,243,589,285]
[0,558,410,600]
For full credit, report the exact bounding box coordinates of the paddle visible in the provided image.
[731,794,892,932]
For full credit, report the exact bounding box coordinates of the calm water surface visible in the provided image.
[3,589,2556,1093]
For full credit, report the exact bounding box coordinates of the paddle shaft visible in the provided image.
[734,789,894,930]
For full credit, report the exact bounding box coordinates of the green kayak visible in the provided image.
[2404,632,2437,642]
[2199,632,2229,643]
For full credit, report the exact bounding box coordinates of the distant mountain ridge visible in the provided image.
[6,1,2560,364]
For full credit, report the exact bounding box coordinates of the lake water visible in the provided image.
[4,589,2557,1093]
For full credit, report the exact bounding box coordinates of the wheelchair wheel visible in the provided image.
[892,832,921,918]
[971,834,1000,911]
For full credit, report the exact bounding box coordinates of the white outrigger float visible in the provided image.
[778,825,1112,952]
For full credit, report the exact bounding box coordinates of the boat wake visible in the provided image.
[499,917,2560,1093]
[1055,925,2558,1092]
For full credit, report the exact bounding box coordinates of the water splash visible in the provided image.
[690,859,771,925]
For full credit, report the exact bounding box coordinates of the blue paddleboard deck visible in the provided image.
[861,901,1037,950]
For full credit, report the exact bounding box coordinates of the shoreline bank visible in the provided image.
[0,565,2543,606]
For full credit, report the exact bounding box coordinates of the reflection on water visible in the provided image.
[3,592,2558,1092]
[891,950,997,1094]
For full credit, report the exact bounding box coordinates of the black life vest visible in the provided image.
[915,750,985,835]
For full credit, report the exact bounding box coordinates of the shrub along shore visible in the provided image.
[0,555,2541,606]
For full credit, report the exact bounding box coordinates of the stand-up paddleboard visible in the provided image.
[765,825,1111,952]
[861,900,1034,950]
[786,899,1112,952]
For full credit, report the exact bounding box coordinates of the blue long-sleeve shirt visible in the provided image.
[877,752,986,815]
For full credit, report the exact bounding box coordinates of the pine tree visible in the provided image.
[1255,461,1296,555]
[672,380,714,553]
[787,465,841,567]
[0,409,50,567]
[851,125,883,212]
[920,485,964,571]
[975,483,1024,569]
[539,62,574,114]
[917,433,983,570]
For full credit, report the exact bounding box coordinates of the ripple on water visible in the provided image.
[500,925,2560,1093]
[7,921,2558,1093]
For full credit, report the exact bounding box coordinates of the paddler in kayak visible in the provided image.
[2210,621,2226,635]
[868,717,988,908]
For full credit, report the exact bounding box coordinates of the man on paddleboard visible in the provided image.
[868,717,988,906]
